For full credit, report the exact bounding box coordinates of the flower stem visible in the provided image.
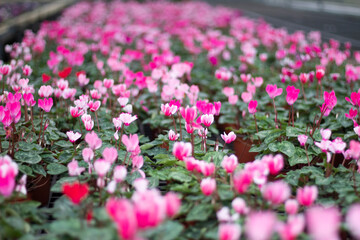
[172,116,178,135]
[304,144,310,166]
[177,112,182,141]
[301,82,307,101]
[38,111,44,144]
[273,99,278,128]
[253,114,259,133]
[95,111,100,132]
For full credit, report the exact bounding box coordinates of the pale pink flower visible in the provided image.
[297,135,308,146]
[223,87,234,97]
[38,85,53,98]
[245,211,277,240]
[346,204,360,239]
[201,114,214,127]
[66,131,81,143]
[232,197,249,215]
[122,134,139,152]
[94,158,111,177]
[118,97,129,107]
[199,161,215,176]
[84,119,94,131]
[102,147,118,164]
[297,186,318,207]
[218,223,241,240]
[329,137,346,154]
[173,142,192,161]
[164,192,181,218]
[82,148,94,163]
[320,128,332,140]
[68,159,85,176]
[221,131,236,144]
[200,177,216,196]
[349,140,360,159]
[103,78,114,88]
[285,199,299,215]
[119,113,137,126]
[221,154,238,173]
[241,92,252,103]
[306,206,340,240]
[85,131,102,150]
[277,214,305,240]
[262,180,290,205]
[113,166,127,183]
[263,154,283,175]
[228,95,238,105]
[315,140,331,152]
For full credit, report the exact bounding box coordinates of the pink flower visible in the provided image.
[132,155,144,169]
[164,192,181,218]
[161,103,178,116]
[266,84,283,99]
[306,206,340,240]
[320,128,332,140]
[118,97,129,107]
[218,223,241,240]
[23,93,36,107]
[85,131,102,150]
[241,92,252,103]
[321,90,337,116]
[119,113,137,126]
[173,142,192,161]
[168,129,179,141]
[38,98,53,112]
[82,148,94,163]
[122,134,139,152]
[346,204,360,239]
[84,119,94,131]
[285,199,299,215]
[200,161,215,176]
[223,87,235,97]
[233,170,253,194]
[297,134,308,146]
[345,92,360,106]
[200,177,216,196]
[315,67,325,81]
[70,106,84,118]
[232,197,249,215]
[221,131,236,144]
[286,86,300,105]
[0,155,18,197]
[180,106,197,123]
[329,137,346,154]
[228,95,238,105]
[201,114,214,127]
[67,159,85,176]
[102,147,118,164]
[113,166,127,182]
[214,101,221,115]
[296,186,318,207]
[299,73,309,84]
[103,78,114,88]
[262,180,290,205]
[66,131,81,143]
[106,198,137,240]
[0,64,12,75]
[263,154,283,175]
[245,211,277,240]
[38,85,53,98]
[277,214,305,240]
[345,108,358,120]
[248,100,257,115]
[88,100,101,112]
[94,158,111,178]
[315,140,331,152]
[349,140,360,159]
[221,155,238,173]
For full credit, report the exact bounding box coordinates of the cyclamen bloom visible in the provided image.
[200,177,216,196]
[113,166,127,182]
[67,159,85,176]
[38,85,53,97]
[221,155,238,173]
[66,131,81,143]
[218,223,241,240]
[321,90,337,116]
[62,181,89,205]
[285,199,299,215]
[119,113,137,126]
[346,204,360,239]
[85,131,102,150]
[221,131,236,144]
[0,155,18,197]
[164,192,181,218]
[286,86,300,105]
[245,211,277,240]
[122,134,139,152]
[297,186,318,206]
[161,103,178,116]
[88,100,101,112]
[232,197,249,215]
[263,154,284,175]
[168,129,179,141]
[306,206,340,240]
[261,180,290,205]
[38,98,53,112]
[180,106,197,123]
[297,134,308,146]
[102,147,118,164]
[233,170,253,194]
[266,84,283,99]
[201,114,214,127]
[173,142,192,160]
[248,100,257,114]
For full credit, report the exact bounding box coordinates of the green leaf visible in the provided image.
[277,141,295,157]
[145,221,184,240]
[47,163,68,175]
[17,142,42,152]
[286,126,304,137]
[169,170,192,183]
[32,165,47,176]
[18,165,33,176]
[14,151,41,164]
[55,140,73,148]
[288,147,309,166]
[186,204,213,221]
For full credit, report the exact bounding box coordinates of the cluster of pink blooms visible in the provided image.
[0,155,27,197]
[106,179,181,240]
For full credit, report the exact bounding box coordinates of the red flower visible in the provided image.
[42,73,51,83]
[58,67,72,78]
[62,181,89,205]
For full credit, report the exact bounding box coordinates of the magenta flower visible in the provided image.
[296,185,318,207]
[88,100,101,112]
[345,108,358,120]
[248,100,257,115]
[286,85,300,105]
[0,155,18,197]
[161,103,178,116]
[320,90,337,116]
[266,84,283,99]
[180,106,197,123]
[262,154,284,175]
[345,92,360,106]
[38,98,53,112]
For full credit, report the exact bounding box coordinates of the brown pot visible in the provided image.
[233,137,258,163]
[27,174,52,207]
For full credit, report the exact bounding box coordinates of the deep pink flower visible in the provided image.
[296,186,318,207]
[180,106,197,123]
[286,86,300,105]
[233,170,252,194]
[23,93,36,107]
[0,155,18,197]
[320,90,337,116]
[88,100,101,112]
[168,129,179,141]
[161,103,178,116]
[345,108,358,120]
[299,73,309,84]
[266,84,283,99]
[262,154,283,175]
[38,98,53,112]
[346,92,360,106]
[248,100,257,115]
[172,142,192,161]
[315,67,325,82]
[70,106,84,118]
[164,192,181,218]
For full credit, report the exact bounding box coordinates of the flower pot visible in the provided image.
[233,137,258,163]
[27,174,52,207]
